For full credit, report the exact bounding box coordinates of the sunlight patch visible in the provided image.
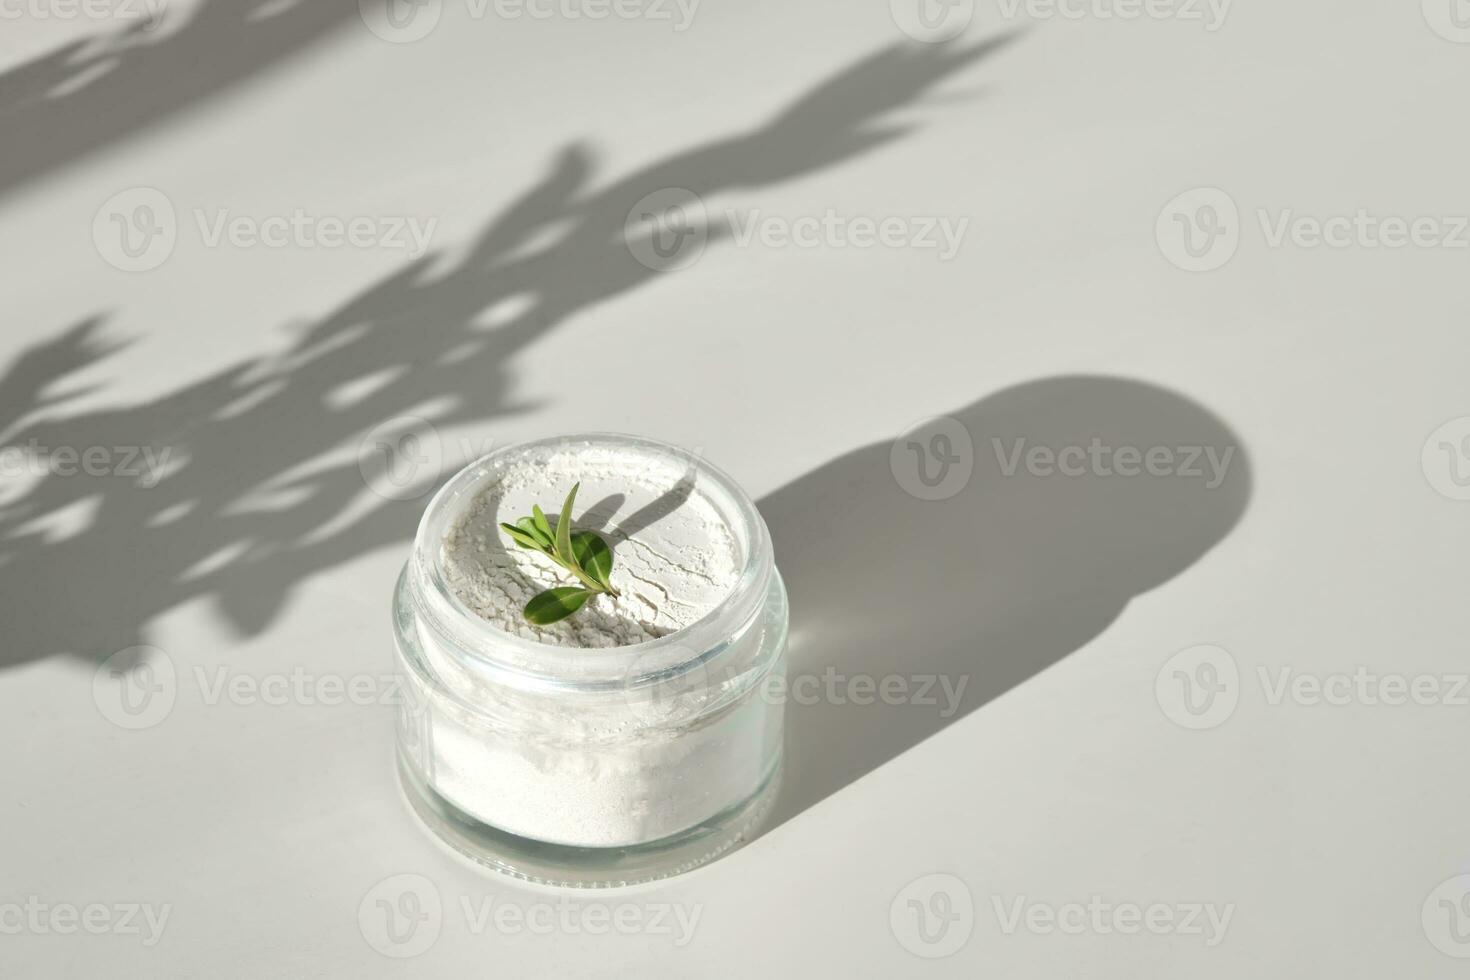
[147,499,198,527]
[5,494,102,545]
[178,539,255,583]
[214,379,286,421]
[472,292,537,332]
[324,366,408,412]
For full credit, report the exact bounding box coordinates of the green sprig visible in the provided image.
[500,482,620,625]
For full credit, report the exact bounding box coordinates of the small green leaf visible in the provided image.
[517,517,552,550]
[524,587,592,625]
[554,482,579,565]
[500,523,543,551]
[571,530,613,588]
[531,504,553,541]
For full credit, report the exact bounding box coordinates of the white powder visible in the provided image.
[441,444,741,646]
[407,441,781,852]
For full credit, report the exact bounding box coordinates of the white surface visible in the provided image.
[3,0,1469,975]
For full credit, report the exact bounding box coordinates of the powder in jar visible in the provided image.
[441,444,741,646]
[416,441,773,850]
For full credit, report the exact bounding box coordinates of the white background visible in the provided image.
[3,0,1469,974]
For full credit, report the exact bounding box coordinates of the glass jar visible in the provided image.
[392,433,788,887]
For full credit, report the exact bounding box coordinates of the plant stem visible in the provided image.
[547,552,619,597]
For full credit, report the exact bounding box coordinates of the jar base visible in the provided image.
[396,747,782,888]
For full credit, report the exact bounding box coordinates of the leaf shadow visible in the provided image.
[0,35,1022,668]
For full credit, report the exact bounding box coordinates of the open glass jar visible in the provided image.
[392,434,787,886]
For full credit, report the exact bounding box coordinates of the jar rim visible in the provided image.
[406,432,774,687]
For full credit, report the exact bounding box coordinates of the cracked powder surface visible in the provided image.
[440,445,742,647]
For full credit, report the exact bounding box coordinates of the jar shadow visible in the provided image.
[755,375,1253,830]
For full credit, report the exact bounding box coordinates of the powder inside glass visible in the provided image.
[440,444,742,646]
[405,439,781,852]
